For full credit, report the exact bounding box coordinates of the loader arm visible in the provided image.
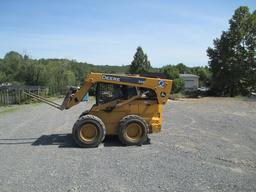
[62,81,93,109]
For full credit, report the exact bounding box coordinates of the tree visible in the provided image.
[246,9,256,93]
[2,51,23,81]
[172,78,185,93]
[160,64,184,93]
[129,46,151,73]
[207,6,256,96]
[190,66,211,87]
[18,59,48,86]
[0,71,7,83]
[176,63,189,74]
[161,65,179,79]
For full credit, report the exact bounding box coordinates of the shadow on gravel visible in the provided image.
[1,135,149,148]
[32,134,76,148]
[0,138,37,145]
[31,134,124,148]
[103,135,123,147]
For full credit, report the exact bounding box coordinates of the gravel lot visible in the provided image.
[0,97,256,192]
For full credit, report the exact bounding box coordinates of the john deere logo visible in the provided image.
[102,74,145,84]
[102,75,120,82]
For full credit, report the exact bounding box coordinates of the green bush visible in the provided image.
[172,78,184,93]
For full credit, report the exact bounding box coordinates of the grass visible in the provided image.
[234,95,256,102]
[0,106,18,115]
[170,93,186,100]
[234,95,247,99]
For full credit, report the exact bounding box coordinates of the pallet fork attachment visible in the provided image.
[24,90,71,110]
[24,86,81,110]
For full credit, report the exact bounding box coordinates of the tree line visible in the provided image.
[0,49,209,95]
[0,52,128,95]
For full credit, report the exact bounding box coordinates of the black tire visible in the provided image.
[72,115,106,148]
[118,115,148,146]
[79,110,90,118]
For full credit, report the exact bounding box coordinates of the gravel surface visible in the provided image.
[0,97,256,192]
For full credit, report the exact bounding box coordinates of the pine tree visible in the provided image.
[129,47,151,73]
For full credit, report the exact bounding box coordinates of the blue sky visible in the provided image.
[0,0,255,67]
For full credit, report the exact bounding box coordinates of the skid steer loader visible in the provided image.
[25,73,172,147]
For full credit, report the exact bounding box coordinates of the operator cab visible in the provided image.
[95,82,157,105]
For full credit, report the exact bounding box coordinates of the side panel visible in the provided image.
[90,102,139,135]
[89,100,163,135]
[138,100,163,133]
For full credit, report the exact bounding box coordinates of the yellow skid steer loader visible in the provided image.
[25,73,172,147]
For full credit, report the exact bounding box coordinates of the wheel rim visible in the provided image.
[124,123,143,142]
[80,123,98,143]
